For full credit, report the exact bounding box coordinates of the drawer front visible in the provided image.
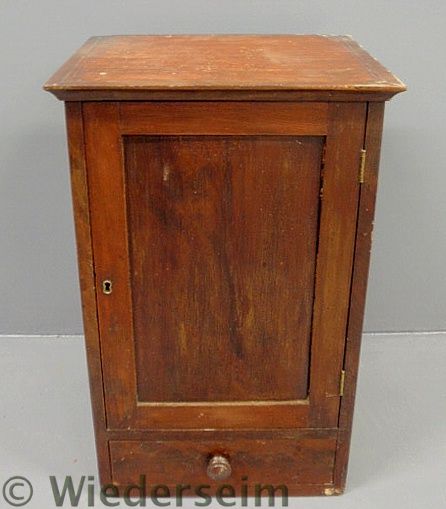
[110,436,336,489]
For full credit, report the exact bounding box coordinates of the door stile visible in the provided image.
[83,102,138,428]
[308,102,367,427]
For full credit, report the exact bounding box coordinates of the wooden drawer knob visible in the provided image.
[206,455,232,481]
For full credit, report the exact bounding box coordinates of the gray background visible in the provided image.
[3,332,445,507]
[1,0,443,334]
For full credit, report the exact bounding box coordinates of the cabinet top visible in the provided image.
[44,35,405,102]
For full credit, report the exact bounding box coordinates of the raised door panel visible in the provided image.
[83,101,366,430]
[125,135,322,403]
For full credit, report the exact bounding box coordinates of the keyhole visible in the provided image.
[102,280,112,294]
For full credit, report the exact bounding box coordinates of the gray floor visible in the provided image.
[1,333,445,508]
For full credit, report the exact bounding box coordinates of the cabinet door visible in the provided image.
[84,101,366,430]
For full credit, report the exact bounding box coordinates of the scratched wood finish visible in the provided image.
[83,102,311,430]
[44,35,406,102]
[82,103,136,431]
[82,101,365,432]
[125,135,323,402]
[119,102,328,135]
[45,35,405,496]
[105,427,338,442]
[333,102,385,492]
[110,435,337,487]
[64,102,112,485]
[308,102,366,427]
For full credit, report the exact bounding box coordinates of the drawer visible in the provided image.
[109,435,336,490]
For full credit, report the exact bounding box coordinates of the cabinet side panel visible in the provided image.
[333,102,385,491]
[64,102,111,483]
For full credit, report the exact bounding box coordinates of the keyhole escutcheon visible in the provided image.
[102,280,112,295]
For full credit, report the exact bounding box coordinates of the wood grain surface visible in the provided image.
[110,434,336,487]
[125,134,323,402]
[44,35,406,102]
[81,101,367,432]
[64,102,112,485]
[333,102,385,491]
[50,32,405,495]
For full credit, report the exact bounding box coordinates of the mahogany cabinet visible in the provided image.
[44,35,405,496]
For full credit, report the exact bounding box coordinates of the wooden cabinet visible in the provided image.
[45,35,405,496]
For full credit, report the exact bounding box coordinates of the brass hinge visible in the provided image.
[359,149,367,184]
[339,370,346,397]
